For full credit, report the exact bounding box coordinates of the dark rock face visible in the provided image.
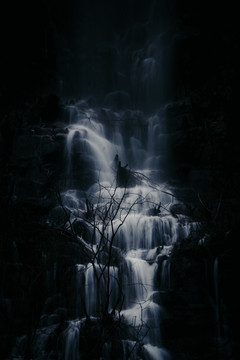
[157,3,238,359]
[160,232,236,360]
[0,98,72,357]
[168,1,238,190]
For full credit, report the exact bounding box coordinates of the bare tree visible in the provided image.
[55,179,154,358]
[55,169,179,359]
[79,181,147,317]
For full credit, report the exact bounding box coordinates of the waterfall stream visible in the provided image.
[57,102,193,360]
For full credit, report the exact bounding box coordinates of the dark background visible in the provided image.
[0,1,238,359]
[1,1,238,106]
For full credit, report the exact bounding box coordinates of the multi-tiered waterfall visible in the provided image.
[56,102,193,360]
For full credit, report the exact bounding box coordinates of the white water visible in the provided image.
[60,103,192,360]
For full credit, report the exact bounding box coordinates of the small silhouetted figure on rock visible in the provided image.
[113,154,119,169]
[119,160,128,169]
[113,154,128,170]
[157,203,161,213]
[112,154,133,187]
[117,160,131,187]
[112,154,119,170]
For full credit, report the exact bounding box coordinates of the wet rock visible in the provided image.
[169,203,191,217]
[116,162,139,188]
[39,314,61,327]
[72,219,92,241]
[43,294,66,315]
[32,127,54,136]
[54,133,67,144]
[53,127,69,135]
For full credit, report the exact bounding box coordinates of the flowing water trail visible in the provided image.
[60,102,193,360]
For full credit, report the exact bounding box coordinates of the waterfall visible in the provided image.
[54,102,193,360]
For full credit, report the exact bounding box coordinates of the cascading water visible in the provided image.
[56,102,193,360]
